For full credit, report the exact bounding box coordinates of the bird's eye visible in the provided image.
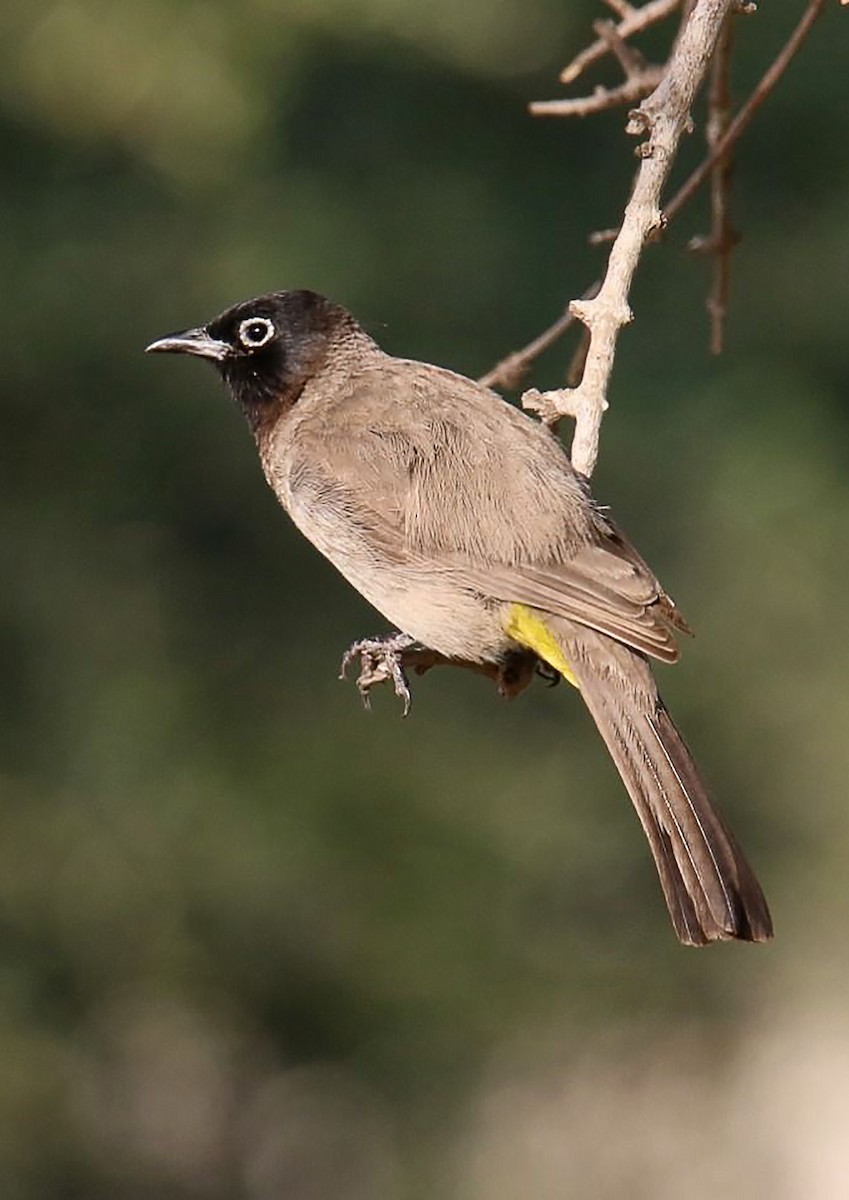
[238,317,275,349]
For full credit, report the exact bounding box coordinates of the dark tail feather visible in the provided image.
[568,638,773,945]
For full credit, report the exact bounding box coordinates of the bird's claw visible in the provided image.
[535,660,561,688]
[339,632,418,717]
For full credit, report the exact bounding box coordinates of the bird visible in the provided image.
[146,289,773,946]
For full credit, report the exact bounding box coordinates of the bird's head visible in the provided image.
[146,289,359,428]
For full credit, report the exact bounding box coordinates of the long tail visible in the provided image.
[555,623,773,945]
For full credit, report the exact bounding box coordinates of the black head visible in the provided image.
[146,290,360,431]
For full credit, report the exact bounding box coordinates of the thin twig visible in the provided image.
[604,0,637,20]
[479,281,603,391]
[695,13,738,354]
[588,227,620,245]
[478,306,581,390]
[530,66,664,118]
[596,17,650,76]
[535,13,666,119]
[666,0,827,221]
[561,0,681,85]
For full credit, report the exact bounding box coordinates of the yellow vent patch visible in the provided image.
[503,603,579,689]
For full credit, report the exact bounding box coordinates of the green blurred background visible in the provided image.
[2,2,848,1196]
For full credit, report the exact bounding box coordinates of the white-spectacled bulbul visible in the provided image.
[147,289,773,946]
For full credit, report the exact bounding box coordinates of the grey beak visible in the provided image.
[145,326,230,361]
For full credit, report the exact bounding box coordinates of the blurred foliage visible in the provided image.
[1,2,849,1197]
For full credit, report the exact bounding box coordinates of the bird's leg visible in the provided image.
[340,634,540,716]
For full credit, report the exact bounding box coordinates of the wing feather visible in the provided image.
[287,361,689,662]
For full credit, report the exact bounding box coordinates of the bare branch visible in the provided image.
[523,0,737,477]
[665,0,828,222]
[561,0,681,85]
[536,12,667,120]
[530,66,664,119]
[479,0,832,421]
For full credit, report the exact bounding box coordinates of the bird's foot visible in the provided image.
[339,632,421,717]
[340,636,545,715]
[535,660,561,688]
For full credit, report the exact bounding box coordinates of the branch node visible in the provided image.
[626,105,655,138]
[593,18,649,77]
[647,209,668,241]
[568,297,591,324]
[571,295,633,327]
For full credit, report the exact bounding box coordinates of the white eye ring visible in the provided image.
[238,316,275,349]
